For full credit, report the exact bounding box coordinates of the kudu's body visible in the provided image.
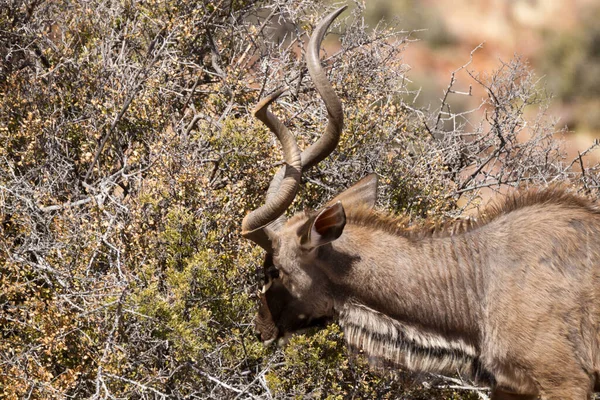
[243,7,600,400]
[272,186,600,399]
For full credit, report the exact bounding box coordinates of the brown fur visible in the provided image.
[345,186,600,239]
[255,181,600,400]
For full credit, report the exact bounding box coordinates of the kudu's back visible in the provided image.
[467,191,600,397]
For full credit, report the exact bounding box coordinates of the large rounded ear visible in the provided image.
[299,202,346,249]
[326,174,378,209]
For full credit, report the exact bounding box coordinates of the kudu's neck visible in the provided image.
[324,223,484,338]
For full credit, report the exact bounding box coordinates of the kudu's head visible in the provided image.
[243,7,379,344]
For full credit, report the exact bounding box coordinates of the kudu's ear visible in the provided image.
[300,202,346,249]
[326,174,378,209]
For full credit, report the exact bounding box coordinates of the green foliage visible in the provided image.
[265,325,396,399]
[0,0,574,399]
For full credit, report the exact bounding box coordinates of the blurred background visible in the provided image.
[359,0,600,161]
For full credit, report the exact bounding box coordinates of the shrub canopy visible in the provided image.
[1,1,595,399]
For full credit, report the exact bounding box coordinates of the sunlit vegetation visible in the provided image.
[1,1,597,399]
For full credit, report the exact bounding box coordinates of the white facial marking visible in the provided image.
[261,277,273,294]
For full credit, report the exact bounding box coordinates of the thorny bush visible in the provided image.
[1,0,597,399]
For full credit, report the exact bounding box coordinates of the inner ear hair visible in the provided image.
[300,202,346,249]
[314,204,345,236]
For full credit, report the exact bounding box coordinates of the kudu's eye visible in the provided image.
[267,266,280,279]
[264,260,280,279]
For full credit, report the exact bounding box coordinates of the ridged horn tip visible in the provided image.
[302,5,346,171]
[310,6,347,46]
[253,88,288,117]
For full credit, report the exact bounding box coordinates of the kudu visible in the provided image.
[243,6,600,400]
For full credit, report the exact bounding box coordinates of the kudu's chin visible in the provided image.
[258,316,332,347]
